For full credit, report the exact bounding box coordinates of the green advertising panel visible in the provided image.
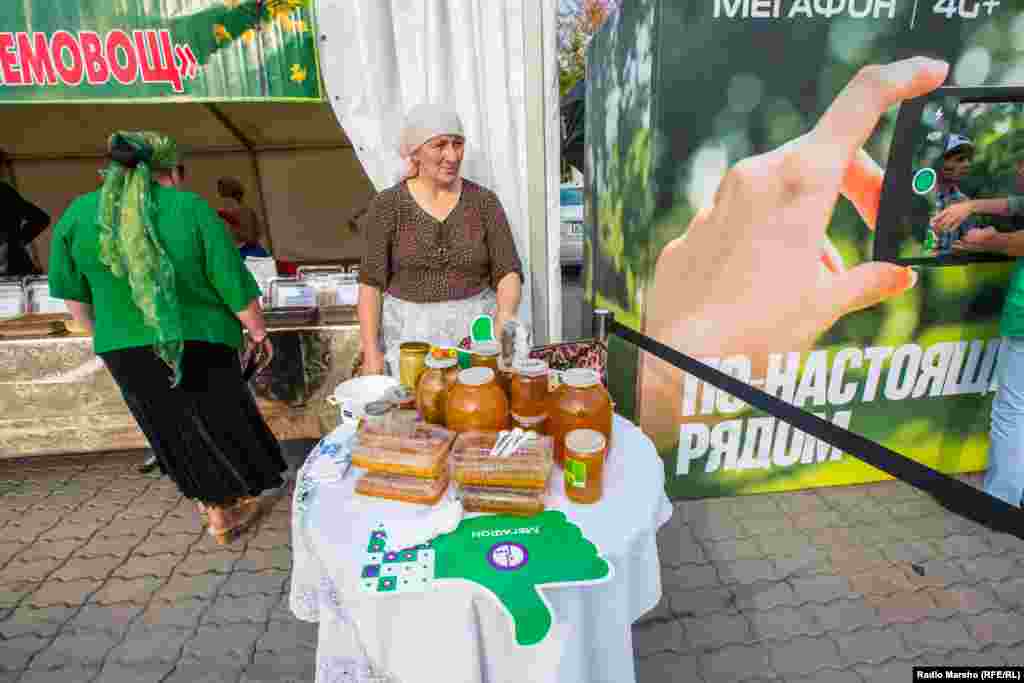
[0,0,321,102]
[587,0,1024,498]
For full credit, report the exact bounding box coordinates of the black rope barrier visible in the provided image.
[601,314,1023,540]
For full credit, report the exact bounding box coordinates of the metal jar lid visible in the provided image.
[459,367,495,386]
[364,400,394,417]
[565,428,607,455]
[471,341,500,357]
[391,386,416,403]
[563,368,601,388]
[513,358,549,378]
[425,355,458,370]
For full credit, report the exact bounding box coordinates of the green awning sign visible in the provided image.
[0,0,322,102]
[0,30,198,93]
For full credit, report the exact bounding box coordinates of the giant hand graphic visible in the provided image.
[639,57,950,449]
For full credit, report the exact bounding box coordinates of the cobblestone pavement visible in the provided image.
[1,451,1022,682]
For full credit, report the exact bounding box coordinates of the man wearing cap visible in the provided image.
[930,134,979,253]
[932,142,1024,239]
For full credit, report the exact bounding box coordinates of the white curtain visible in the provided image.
[316,0,561,335]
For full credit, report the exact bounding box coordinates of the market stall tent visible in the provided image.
[1,99,376,270]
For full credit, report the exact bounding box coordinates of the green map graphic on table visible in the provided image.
[357,511,613,646]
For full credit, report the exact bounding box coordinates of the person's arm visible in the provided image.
[192,192,271,325]
[47,198,93,328]
[195,196,276,371]
[933,196,1024,232]
[0,182,50,245]
[17,194,50,245]
[357,284,385,374]
[495,272,522,334]
[357,193,394,374]
[482,189,524,332]
[65,301,95,335]
[956,226,1024,257]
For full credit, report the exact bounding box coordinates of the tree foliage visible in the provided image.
[558,0,618,96]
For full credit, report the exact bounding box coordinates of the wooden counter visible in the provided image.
[0,323,361,458]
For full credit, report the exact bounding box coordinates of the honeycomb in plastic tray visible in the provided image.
[355,470,450,506]
[350,422,457,479]
[450,431,554,490]
[458,485,546,517]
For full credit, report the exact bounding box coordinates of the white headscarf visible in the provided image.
[397,103,465,182]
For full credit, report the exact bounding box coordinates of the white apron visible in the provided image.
[379,289,497,380]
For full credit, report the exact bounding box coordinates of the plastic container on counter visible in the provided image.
[350,421,457,479]
[458,485,546,517]
[268,277,316,309]
[355,470,450,506]
[563,428,607,505]
[509,359,550,433]
[243,257,278,309]
[549,368,613,466]
[24,277,69,315]
[445,367,510,433]
[450,430,554,489]
[0,280,26,320]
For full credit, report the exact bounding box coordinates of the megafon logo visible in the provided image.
[0,29,199,93]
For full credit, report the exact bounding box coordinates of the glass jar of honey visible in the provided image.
[446,367,510,433]
[509,359,550,433]
[399,341,431,390]
[563,429,607,504]
[549,368,613,466]
[416,356,457,426]
[443,362,461,388]
[470,341,501,372]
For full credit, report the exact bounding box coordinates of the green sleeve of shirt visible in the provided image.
[191,194,261,312]
[1008,195,1024,216]
[47,199,92,304]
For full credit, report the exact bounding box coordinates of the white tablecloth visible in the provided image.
[290,415,673,683]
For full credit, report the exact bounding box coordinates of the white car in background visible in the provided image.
[560,183,584,268]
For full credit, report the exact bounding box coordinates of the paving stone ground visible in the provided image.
[1,450,1022,682]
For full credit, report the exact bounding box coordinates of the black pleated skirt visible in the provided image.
[100,341,287,506]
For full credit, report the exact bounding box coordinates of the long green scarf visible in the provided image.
[97,131,185,387]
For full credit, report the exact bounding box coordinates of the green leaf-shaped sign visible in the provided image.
[432,511,613,646]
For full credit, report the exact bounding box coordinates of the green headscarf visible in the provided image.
[97,131,185,387]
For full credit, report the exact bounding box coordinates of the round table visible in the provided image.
[289,414,673,683]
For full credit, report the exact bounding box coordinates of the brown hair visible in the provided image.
[217,176,245,201]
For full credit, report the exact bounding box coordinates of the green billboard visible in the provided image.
[587,0,1024,498]
[0,0,322,102]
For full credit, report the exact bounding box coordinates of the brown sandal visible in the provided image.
[206,498,264,545]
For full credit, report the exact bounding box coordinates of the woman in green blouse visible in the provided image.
[48,132,285,543]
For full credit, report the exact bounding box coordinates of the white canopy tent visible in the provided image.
[316,0,563,342]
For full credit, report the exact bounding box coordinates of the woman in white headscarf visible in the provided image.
[356,104,524,376]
